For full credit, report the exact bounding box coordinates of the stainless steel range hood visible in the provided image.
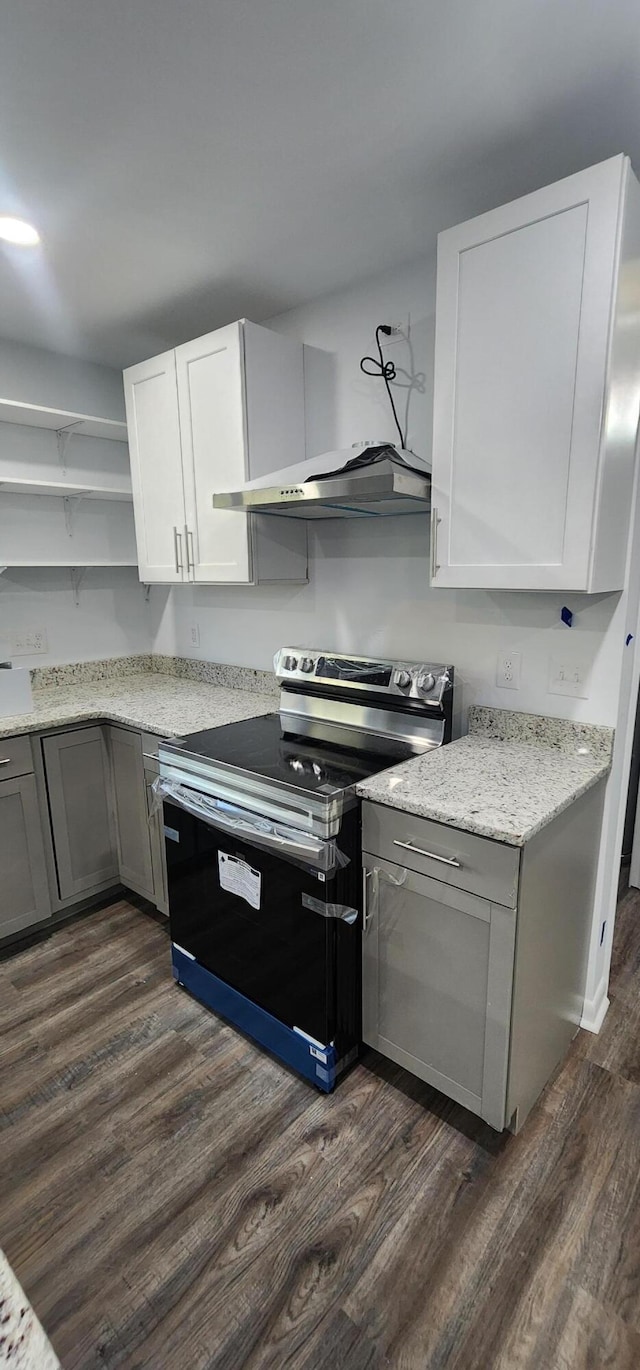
[212,444,431,520]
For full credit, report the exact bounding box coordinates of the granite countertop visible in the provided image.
[356,706,614,846]
[0,1248,60,1368]
[0,672,277,741]
[0,659,616,847]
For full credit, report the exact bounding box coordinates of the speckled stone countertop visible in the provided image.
[0,1248,60,1367]
[0,672,276,741]
[356,706,614,846]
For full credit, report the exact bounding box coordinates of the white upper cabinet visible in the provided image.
[431,155,640,591]
[124,320,307,584]
[176,324,251,583]
[123,349,186,582]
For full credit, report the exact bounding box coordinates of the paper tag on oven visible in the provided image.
[218,852,261,910]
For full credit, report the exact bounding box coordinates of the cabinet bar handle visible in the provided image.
[185,525,195,575]
[362,867,373,932]
[430,505,440,579]
[173,526,183,574]
[0,758,11,766]
[393,839,461,868]
[142,753,159,762]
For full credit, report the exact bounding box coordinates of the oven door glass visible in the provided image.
[164,798,356,1046]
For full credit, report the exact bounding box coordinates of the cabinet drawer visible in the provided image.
[362,801,520,908]
[0,734,34,780]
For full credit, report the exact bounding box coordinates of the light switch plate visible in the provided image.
[548,657,590,698]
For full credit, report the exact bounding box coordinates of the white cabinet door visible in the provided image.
[431,155,639,591]
[123,350,187,583]
[177,324,252,583]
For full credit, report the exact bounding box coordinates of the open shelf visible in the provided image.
[0,476,132,501]
[0,398,128,443]
[0,559,138,568]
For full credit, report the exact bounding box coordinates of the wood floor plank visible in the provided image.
[2,895,640,1369]
[86,1070,425,1367]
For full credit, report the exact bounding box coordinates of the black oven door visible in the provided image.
[164,799,360,1051]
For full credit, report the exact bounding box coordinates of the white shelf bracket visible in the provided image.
[69,567,86,606]
[63,493,85,537]
[56,422,82,471]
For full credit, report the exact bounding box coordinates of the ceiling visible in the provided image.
[2,0,640,369]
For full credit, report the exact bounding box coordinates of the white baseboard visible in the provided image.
[581,982,610,1034]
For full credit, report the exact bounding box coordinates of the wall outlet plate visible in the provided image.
[189,623,200,648]
[381,317,409,345]
[10,627,48,656]
[496,651,521,690]
[548,657,590,698]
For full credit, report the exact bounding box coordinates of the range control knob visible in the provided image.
[417,672,436,694]
[299,657,315,673]
[283,655,298,671]
[395,670,412,689]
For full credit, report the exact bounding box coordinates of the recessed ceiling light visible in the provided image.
[0,217,40,246]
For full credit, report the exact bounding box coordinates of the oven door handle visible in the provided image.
[151,775,346,875]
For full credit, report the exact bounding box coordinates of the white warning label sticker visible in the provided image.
[218,852,261,910]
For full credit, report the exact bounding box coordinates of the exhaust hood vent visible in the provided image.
[212,443,431,520]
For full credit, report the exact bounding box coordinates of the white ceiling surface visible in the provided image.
[1,0,640,368]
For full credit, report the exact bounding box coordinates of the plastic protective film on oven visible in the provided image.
[364,862,407,929]
[150,776,350,875]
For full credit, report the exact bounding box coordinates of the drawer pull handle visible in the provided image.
[0,758,11,766]
[393,839,462,869]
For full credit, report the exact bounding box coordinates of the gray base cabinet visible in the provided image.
[1,719,169,946]
[109,726,168,914]
[42,726,118,901]
[0,770,51,939]
[362,853,515,1130]
[145,768,168,915]
[109,726,155,899]
[362,782,605,1133]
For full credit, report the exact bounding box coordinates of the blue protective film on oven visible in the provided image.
[171,943,341,1091]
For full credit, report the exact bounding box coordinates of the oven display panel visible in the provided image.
[315,656,392,687]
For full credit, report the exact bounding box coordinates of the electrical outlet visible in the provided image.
[496,651,521,690]
[11,627,48,656]
[189,623,200,648]
[381,318,408,345]
[548,658,589,699]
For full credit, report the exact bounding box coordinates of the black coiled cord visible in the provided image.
[359,324,405,449]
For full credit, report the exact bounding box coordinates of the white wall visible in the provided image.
[0,338,151,666]
[0,337,125,419]
[0,567,150,667]
[150,517,624,738]
[151,258,626,732]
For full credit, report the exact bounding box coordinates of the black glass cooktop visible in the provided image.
[168,713,414,798]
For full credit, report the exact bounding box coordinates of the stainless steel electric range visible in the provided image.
[157,648,454,1091]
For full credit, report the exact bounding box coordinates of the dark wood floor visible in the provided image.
[2,894,640,1369]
